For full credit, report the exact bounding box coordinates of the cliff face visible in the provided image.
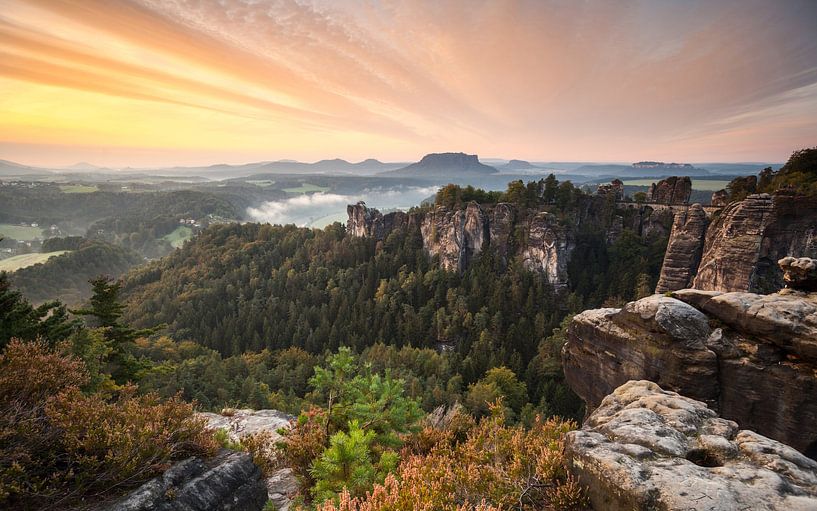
[346,202,407,241]
[654,193,817,293]
[646,176,692,204]
[655,204,709,292]
[348,197,669,287]
[692,193,817,292]
[562,283,817,456]
[419,203,488,272]
[566,380,817,511]
[520,212,572,289]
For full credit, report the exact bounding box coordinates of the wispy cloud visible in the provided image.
[1,0,815,166]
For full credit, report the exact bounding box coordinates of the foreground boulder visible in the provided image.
[199,409,298,510]
[106,450,268,511]
[562,284,817,455]
[565,380,817,511]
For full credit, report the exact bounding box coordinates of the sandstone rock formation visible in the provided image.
[692,193,817,292]
[780,256,817,291]
[199,409,297,510]
[655,204,709,292]
[106,450,268,511]
[420,203,488,272]
[565,380,817,511]
[520,212,572,289]
[346,202,407,241]
[562,286,817,456]
[646,176,692,205]
[711,189,729,207]
[488,202,515,265]
[199,408,292,444]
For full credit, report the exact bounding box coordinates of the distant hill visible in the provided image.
[381,153,498,178]
[0,159,54,177]
[572,163,712,178]
[501,159,538,170]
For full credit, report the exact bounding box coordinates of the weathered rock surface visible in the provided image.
[420,203,487,272]
[488,202,515,265]
[563,287,817,455]
[780,256,817,291]
[647,176,692,205]
[691,193,817,292]
[565,380,817,511]
[106,450,268,511]
[711,189,729,207]
[199,409,292,444]
[655,204,709,292]
[346,202,407,241]
[520,212,572,289]
[199,409,298,509]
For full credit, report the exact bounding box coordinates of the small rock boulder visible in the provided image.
[779,257,817,291]
[565,381,817,511]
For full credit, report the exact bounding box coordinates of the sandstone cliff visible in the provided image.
[646,176,692,205]
[520,212,572,289]
[655,204,708,292]
[346,202,407,241]
[347,195,671,287]
[420,203,488,272]
[562,281,817,456]
[654,193,817,293]
[566,380,817,511]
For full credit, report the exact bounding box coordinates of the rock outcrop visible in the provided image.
[200,409,297,511]
[692,193,817,292]
[565,380,817,511]
[420,203,488,272]
[106,450,268,511]
[562,283,817,456]
[488,202,515,265]
[646,176,692,205]
[780,256,817,291]
[346,202,407,241]
[655,204,709,292]
[520,212,572,289]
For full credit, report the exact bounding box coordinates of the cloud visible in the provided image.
[1,0,816,165]
[246,186,438,227]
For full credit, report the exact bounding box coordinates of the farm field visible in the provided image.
[0,223,44,240]
[622,179,731,191]
[162,226,193,248]
[0,251,69,272]
[59,184,99,193]
[283,183,330,194]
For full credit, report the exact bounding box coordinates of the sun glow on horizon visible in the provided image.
[1,0,816,167]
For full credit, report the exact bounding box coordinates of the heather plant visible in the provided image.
[0,339,216,510]
[312,404,587,511]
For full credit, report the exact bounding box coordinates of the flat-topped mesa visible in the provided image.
[646,176,692,205]
[566,380,817,511]
[655,204,709,292]
[562,286,817,456]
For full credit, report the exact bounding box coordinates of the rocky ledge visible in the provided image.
[563,277,817,455]
[199,409,297,511]
[566,380,817,511]
[106,450,268,511]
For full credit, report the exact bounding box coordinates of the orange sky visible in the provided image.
[1,0,816,167]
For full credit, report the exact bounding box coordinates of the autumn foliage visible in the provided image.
[0,339,216,510]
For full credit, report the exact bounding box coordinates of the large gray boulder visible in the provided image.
[106,450,268,511]
[199,409,297,510]
[565,381,817,511]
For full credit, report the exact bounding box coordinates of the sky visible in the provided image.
[1,0,816,168]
